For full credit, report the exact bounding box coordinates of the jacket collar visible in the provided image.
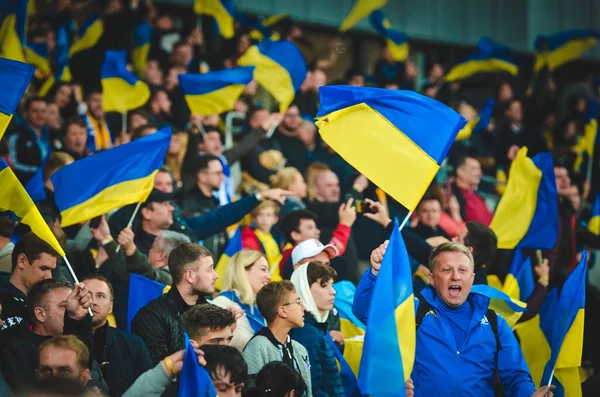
[168,286,208,313]
[0,278,26,300]
[420,286,490,331]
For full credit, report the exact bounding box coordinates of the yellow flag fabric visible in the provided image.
[339,0,388,32]
[0,160,65,256]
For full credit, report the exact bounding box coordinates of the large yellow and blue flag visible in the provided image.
[0,159,65,256]
[101,50,151,113]
[238,40,307,112]
[316,86,465,214]
[490,148,558,249]
[127,273,170,332]
[369,10,409,62]
[573,101,597,173]
[542,251,587,396]
[589,194,600,234]
[69,13,103,57]
[215,227,242,291]
[179,66,254,116]
[132,21,152,77]
[503,249,535,302]
[456,98,495,141]
[24,41,51,77]
[51,127,171,226]
[340,0,388,32]
[179,337,218,397]
[0,57,34,140]
[0,0,27,62]
[194,0,235,39]
[535,30,600,72]
[445,37,518,82]
[471,284,528,328]
[358,218,414,396]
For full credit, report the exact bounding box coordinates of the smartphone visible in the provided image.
[355,200,377,214]
[90,216,102,229]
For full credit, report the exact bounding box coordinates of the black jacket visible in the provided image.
[130,286,208,365]
[94,323,153,397]
[6,124,49,184]
[0,278,27,338]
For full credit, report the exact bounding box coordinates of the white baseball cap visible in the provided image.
[291,239,339,266]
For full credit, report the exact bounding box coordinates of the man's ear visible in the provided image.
[277,305,287,319]
[80,368,91,386]
[34,307,46,324]
[17,253,29,271]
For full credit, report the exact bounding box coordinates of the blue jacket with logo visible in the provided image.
[352,271,536,397]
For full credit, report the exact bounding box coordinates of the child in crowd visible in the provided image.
[242,201,283,280]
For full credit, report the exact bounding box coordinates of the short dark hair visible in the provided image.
[306,262,337,287]
[27,279,72,323]
[23,96,46,113]
[132,123,157,140]
[62,117,86,135]
[280,210,317,244]
[42,152,74,182]
[12,232,59,272]
[252,361,307,397]
[168,243,213,284]
[80,273,114,300]
[417,194,443,209]
[202,345,248,387]
[84,89,102,101]
[464,222,498,266]
[456,156,478,170]
[256,281,296,324]
[182,304,235,341]
[344,68,363,83]
[0,215,15,239]
[194,154,221,174]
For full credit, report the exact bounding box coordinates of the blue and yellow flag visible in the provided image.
[25,42,50,77]
[101,50,150,113]
[0,159,65,256]
[589,194,600,234]
[214,227,243,291]
[238,40,306,112]
[237,12,285,41]
[179,67,254,116]
[0,0,28,62]
[340,0,388,32]
[503,249,535,302]
[456,98,495,141]
[358,218,414,397]
[334,281,366,338]
[179,337,218,397]
[490,148,558,249]
[471,284,528,328]
[574,101,597,172]
[69,13,103,57]
[535,30,600,72]
[127,273,170,332]
[316,86,465,213]
[0,57,33,140]
[194,0,235,39]
[542,251,587,396]
[132,22,152,77]
[445,37,518,82]
[39,25,71,97]
[369,10,409,62]
[51,127,171,226]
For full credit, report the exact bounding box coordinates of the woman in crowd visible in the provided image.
[213,250,271,351]
[290,262,344,397]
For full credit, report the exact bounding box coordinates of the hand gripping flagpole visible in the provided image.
[115,201,142,253]
[62,255,94,317]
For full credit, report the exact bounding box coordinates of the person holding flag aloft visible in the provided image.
[354,240,555,397]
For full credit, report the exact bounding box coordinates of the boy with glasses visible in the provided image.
[243,281,311,396]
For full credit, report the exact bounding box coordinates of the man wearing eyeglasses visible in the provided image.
[243,281,311,396]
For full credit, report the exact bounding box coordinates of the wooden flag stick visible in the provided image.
[62,255,94,317]
[115,201,142,253]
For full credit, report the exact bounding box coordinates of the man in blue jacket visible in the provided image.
[353,242,554,397]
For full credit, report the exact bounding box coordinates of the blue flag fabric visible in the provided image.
[127,274,167,332]
[179,336,218,397]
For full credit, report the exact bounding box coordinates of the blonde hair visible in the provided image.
[305,162,330,201]
[251,200,280,218]
[223,250,266,305]
[428,242,474,271]
[39,335,89,370]
[270,167,301,190]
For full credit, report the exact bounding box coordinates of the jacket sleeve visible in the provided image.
[242,339,272,375]
[383,222,432,266]
[329,224,351,257]
[63,314,94,368]
[131,309,170,366]
[123,248,173,285]
[183,195,260,240]
[223,128,266,165]
[121,362,174,397]
[132,334,154,380]
[352,269,376,325]
[496,316,537,397]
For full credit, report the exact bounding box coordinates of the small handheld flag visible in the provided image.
[101,50,150,113]
[340,0,388,32]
